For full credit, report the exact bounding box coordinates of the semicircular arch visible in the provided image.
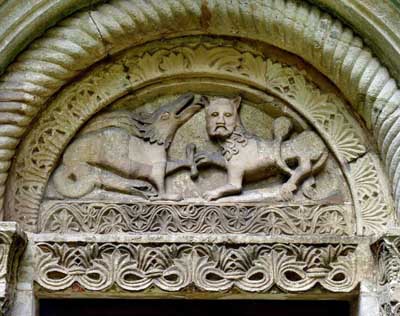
[6,38,393,235]
[0,0,399,225]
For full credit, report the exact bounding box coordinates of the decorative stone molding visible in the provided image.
[374,232,400,316]
[0,0,400,223]
[0,222,26,316]
[34,241,358,293]
[6,40,392,235]
[38,201,353,236]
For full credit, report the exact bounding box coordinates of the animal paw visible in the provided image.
[302,185,317,199]
[280,183,296,201]
[194,152,210,165]
[203,190,221,201]
[152,193,183,201]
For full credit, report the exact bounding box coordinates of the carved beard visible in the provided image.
[217,126,249,161]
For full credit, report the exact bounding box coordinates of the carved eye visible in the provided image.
[224,112,232,117]
[211,112,219,117]
[161,112,170,120]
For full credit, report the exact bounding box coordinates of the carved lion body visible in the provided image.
[53,94,203,200]
[196,97,328,201]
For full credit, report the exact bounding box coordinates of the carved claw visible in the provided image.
[150,193,183,201]
[194,152,209,164]
[302,177,317,199]
[203,190,220,201]
[280,183,297,201]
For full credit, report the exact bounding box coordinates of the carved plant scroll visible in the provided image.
[35,242,358,293]
[38,201,353,236]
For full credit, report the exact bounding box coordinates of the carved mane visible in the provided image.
[79,110,170,145]
[217,125,250,161]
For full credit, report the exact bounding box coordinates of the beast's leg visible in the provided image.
[151,162,182,201]
[97,168,156,198]
[203,169,243,201]
[280,158,312,200]
[302,176,317,199]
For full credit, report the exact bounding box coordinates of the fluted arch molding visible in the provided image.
[1,0,400,219]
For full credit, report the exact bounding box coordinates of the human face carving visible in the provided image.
[206,97,241,139]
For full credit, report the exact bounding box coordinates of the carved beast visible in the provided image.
[53,93,204,200]
[194,96,328,201]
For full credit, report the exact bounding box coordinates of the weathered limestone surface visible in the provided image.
[373,231,400,315]
[0,1,400,316]
[5,38,393,236]
[0,223,26,316]
[0,0,400,221]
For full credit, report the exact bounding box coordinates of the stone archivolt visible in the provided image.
[35,242,357,293]
[0,0,398,313]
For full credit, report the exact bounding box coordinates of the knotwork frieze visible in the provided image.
[35,242,358,293]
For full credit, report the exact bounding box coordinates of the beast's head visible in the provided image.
[138,93,206,147]
[205,96,242,140]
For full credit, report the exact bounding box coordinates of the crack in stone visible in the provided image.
[88,10,109,58]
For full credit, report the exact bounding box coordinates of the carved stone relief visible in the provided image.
[5,38,392,236]
[52,93,206,201]
[0,223,26,316]
[35,242,358,293]
[0,0,399,226]
[50,95,331,202]
[39,201,353,235]
[39,92,352,236]
[0,0,397,314]
[375,235,400,316]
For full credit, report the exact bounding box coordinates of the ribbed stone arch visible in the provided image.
[0,0,400,219]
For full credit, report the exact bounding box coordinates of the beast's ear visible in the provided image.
[232,96,242,110]
[198,95,210,107]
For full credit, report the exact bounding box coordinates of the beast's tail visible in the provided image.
[312,150,329,173]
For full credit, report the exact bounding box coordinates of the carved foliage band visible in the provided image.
[35,242,357,293]
[39,201,353,236]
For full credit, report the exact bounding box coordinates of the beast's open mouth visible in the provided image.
[174,93,201,118]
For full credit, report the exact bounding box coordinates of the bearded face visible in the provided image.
[205,97,241,139]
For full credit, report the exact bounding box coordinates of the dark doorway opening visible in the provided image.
[40,299,350,316]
